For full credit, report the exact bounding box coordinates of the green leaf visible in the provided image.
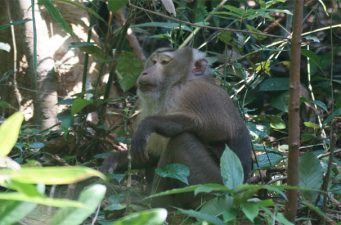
[112,208,167,225]
[254,152,283,169]
[194,183,230,195]
[275,212,294,225]
[49,184,106,225]
[301,49,321,66]
[270,92,289,112]
[155,163,189,185]
[269,115,286,129]
[133,22,192,32]
[241,202,259,222]
[71,98,91,115]
[304,121,320,129]
[0,112,24,157]
[148,184,229,200]
[0,100,13,109]
[220,146,244,189]
[313,100,328,112]
[0,19,31,31]
[79,45,108,61]
[246,25,266,40]
[200,196,233,216]
[247,122,269,139]
[105,193,127,211]
[38,0,74,35]
[0,166,105,185]
[259,78,289,91]
[0,201,36,225]
[0,193,84,207]
[330,184,341,195]
[4,180,42,196]
[55,0,108,25]
[108,0,128,12]
[255,60,271,75]
[116,51,143,92]
[177,208,225,225]
[218,31,233,44]
[222,209,237,222]
[323,107,341,126]
[299,152,323,201]
[57,110,73,134]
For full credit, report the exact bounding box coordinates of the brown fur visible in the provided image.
[102,47,252,208]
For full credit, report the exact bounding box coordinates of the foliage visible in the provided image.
[0,113,106,224]
[0,0,340,224]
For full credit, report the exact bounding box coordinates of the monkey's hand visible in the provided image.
[100,153,119,173]
[131,127,150,162]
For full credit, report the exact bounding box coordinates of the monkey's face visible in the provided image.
[137,47,210,95]
[137,51,174,93]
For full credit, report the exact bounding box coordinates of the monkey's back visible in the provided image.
[170,79,252,177]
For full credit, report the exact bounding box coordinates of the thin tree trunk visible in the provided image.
[284,0,304,222]
[19,0,58,129]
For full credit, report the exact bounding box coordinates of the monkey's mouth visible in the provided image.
[138,83,157,92]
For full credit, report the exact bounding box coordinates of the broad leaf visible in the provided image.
[0,193,84,208]
[112,208,167,225]
[108,0,128,12]
[155,163,189,185]
[323,107,341,126]
[241,202,259,222]
[177,208,225,225]
[39,0,74,35]
[270,92,289,112]
[304,121,320,129]
[79,45,108,61]
[200,196,233,216]
[0,166,105,185]
[254,152,283,169]
[71,98,91,115]
[299,152,323,201]
[161,0,176,16]
[57,110,73,134]
[0,201,36,225]
[220,146,244,189]
[259,78,289,91]
[0,112,24,157]
[116,51,143,92]
[49,184,106,225]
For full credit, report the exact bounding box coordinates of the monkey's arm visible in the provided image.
[131,114,200,161]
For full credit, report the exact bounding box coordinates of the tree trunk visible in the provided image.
[18,0,58,129]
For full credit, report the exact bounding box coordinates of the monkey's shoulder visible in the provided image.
[178,80,231,104]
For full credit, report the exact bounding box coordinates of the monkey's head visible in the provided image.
[136,47,211,94]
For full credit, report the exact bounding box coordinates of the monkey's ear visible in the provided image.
[192,58,209,76]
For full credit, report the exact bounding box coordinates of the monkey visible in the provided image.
[101,47,252,208]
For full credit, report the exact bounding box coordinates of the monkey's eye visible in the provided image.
[160,60,169,65]
[152,59,157,64]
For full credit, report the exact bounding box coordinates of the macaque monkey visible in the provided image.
[102,47,252,208]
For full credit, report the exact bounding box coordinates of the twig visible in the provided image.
[114,10,146,61]
[6,1,23,111]
[129,2,288,40]
[180,0,228,48]
[321,17,337,222]
[91,205,101,225]
[284,0,304,221]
